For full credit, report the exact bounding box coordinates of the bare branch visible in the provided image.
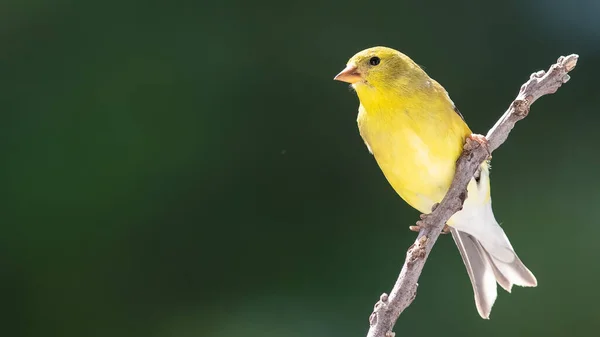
[366,54,578,337]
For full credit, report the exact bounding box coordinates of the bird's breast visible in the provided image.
[358,106,469,213]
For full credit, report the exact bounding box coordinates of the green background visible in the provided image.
[2,0,598,336]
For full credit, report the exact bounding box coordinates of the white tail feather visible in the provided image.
[448,166,536,318]
[450,229,497,319]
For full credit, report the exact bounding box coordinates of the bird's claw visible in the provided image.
[409,203,441,232]
[465,134,491,157]
[410,218,450,234]
[441,224,451,234]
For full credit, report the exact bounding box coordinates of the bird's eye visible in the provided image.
[369,57,380,66]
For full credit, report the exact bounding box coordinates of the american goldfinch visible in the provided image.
[334,46,537,319]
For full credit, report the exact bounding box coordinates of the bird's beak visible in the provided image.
[334,64,361,84]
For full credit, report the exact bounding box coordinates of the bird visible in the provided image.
[334,46,537,319]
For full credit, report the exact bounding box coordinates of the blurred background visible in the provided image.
[1,0,598,336]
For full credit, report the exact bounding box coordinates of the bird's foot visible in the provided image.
[441,224,451,234]
[409,203,449,234]
[409,221,451,234]
[409,217,425,232]
[465,134,491,157]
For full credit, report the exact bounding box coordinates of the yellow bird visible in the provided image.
[334,46,537,319]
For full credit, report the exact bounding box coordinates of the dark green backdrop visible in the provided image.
[2,1,599,336]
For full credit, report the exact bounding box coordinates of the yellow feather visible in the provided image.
[335,47,537,319]
[348,47,472,214]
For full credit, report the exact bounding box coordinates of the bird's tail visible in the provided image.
[450,227,537,319]
[448,164,537,319]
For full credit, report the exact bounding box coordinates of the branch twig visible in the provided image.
[366,54,578,337]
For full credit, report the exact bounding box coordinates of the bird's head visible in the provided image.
[334,46,424,92]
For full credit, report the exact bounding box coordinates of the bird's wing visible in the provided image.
[452,105,466,122]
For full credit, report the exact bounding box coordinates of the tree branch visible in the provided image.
[366,54,579,337]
